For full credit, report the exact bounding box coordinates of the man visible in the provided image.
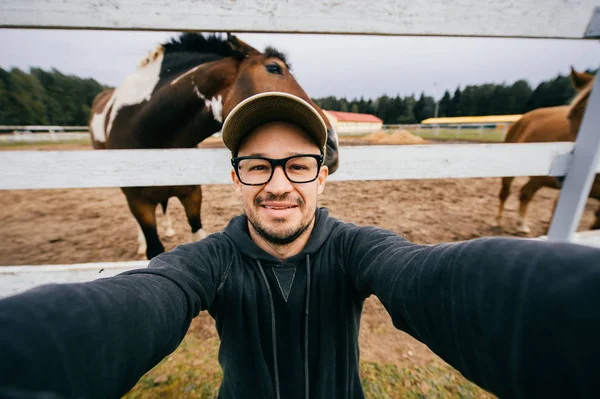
[1,92,600,399]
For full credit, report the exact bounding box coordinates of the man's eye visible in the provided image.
[249,165,269,171]
[289,164,309,171]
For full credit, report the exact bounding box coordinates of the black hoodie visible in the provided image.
[2,208,600,399]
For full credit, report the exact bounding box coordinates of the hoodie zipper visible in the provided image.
[257,256,312,399]
[304,255,311,399]
[256,260,281,399]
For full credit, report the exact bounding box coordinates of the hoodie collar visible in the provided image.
[223,207,336,263]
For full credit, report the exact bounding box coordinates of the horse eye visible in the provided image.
[266,63,283,74]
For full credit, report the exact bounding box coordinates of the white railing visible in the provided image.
[0,126,90,142]
[0,0,599,296]
[0,132,90,143]
[0,125,88,132]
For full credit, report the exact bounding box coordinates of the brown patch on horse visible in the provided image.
[138,45,165,69]
[88,88,115,149]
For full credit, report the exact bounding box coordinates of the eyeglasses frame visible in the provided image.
[231,154,324,186]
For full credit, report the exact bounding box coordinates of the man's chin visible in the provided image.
[251,218,306,245]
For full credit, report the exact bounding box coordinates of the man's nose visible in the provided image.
[265,166,293,195]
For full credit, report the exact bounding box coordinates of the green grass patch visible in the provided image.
[406,128,505,143]
[124,334,495,399]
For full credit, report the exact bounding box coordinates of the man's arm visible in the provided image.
[0,239,224,399]
[344,226,600,398]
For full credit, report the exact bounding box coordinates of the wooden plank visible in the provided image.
[4,229,600,299]
[0,0,597,39]
[0,143,587,190]
[540,230,600,249]
[0,126,88,131]
[0,133,90,142]
[0,261,148,299]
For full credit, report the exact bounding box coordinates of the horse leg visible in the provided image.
[517,177,557,234]
[160,199,176,238]
[496,176,514,228]
[136,224,147,256]
[126,195,164,259]
[178,185,207,242]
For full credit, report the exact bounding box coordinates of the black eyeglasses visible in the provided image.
[231,154,323,186]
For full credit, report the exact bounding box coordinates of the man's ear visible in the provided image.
[317,165,328,195]
[231,168,243,195]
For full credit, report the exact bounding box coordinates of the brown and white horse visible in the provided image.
[89,33,340,259]
[496,67,596,234]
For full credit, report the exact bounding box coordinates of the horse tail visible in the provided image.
[160,200,168,215]
[503,116,525,143]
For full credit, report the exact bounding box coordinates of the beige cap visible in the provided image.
[221,91,328,157]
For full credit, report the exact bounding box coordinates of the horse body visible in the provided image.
[89,33,339,259]
[497,67,596,233]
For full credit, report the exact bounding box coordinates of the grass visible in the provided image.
[405,128,506,142]
[123,333,496,399]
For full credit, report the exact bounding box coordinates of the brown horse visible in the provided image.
[89,33,340,259]
[496,67,596,234]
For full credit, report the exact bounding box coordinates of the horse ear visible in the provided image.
[570,66,594,91]
[227,33,260,56]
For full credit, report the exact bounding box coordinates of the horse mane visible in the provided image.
[162,32,244,59]
[137,32,291,78]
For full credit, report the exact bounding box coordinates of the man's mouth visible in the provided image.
[259,202,299,217]
[263,205,297,210]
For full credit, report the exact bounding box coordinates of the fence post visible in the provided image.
[547,69,600,241]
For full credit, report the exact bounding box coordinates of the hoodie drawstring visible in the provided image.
[256,256,312,399]
[304,254,311,399]
[256,260,281,399]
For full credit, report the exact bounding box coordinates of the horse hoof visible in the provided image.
[165,228,176,238]
[191,229,207,242]
[517,224,531,234]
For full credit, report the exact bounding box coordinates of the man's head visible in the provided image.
[222,92,329,246]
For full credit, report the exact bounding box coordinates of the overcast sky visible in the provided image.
[0,28,598,100]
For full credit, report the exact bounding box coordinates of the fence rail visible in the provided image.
[2,0,599,39]
[0,142,587,190]
[0,0,599,295]
[0,125,88,132]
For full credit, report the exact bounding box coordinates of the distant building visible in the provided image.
[323,110,383,135]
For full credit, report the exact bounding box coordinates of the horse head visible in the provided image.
[167,33,339,174]
[219,34,339,173]
[568,67,595,136]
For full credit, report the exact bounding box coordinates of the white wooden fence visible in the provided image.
[1,0,599,297]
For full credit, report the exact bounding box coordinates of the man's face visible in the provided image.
[231,122,328,245]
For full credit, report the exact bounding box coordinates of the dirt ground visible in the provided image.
[1,136,598,382]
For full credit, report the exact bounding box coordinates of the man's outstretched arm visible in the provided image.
[0,241,221,399]
[345,227,600,399]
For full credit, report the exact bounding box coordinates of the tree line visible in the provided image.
[0,66,595,125]
[0,67,109,125]
[313,69,596,124]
